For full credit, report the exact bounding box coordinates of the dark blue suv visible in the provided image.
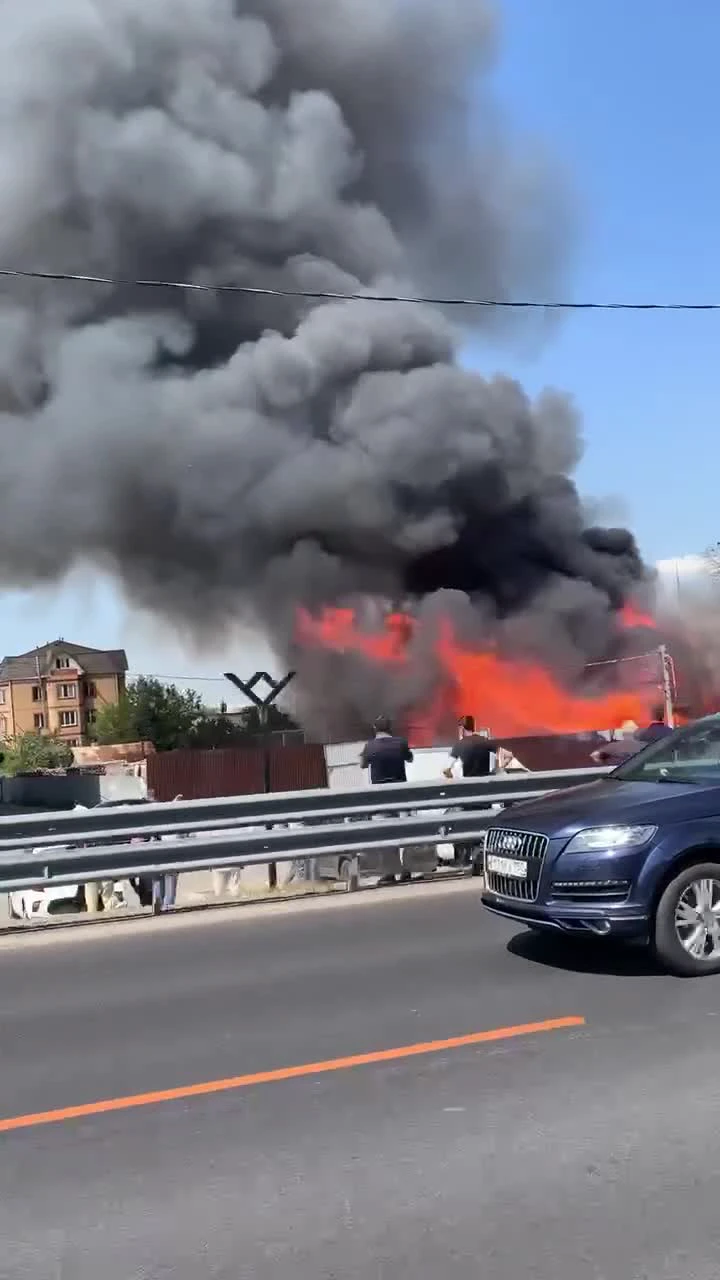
[481,714,720,976]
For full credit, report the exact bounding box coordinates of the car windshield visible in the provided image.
[613,716,720,785]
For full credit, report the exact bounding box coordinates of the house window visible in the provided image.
[83,681,97,699]
[59,710,78,728]
[68,738,80,748]
[0,688,5,704]
[86,708,97,725]
[0,716,6,737]
[59,683,77,700]
[33,713,45,730]
[31,685,41,702]
[55,656,71,669]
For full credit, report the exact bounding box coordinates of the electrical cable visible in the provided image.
[1,267,718,311]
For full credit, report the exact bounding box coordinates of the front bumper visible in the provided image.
[480,888,650,939]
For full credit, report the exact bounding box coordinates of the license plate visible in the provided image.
[487,854,528,879]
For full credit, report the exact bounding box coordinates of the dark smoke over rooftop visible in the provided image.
[0,0,651,731]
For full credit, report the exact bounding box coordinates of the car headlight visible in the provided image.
[565,824,657,854]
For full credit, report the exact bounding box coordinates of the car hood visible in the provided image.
[490,777,720,837]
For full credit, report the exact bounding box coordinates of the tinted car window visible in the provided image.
[613,718,720,786]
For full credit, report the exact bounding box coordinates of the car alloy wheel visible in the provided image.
[674,875,720,961]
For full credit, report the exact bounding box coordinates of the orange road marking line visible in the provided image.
[0,1015,585,1133]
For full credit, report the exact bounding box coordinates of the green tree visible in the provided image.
[91,694,138,745]
[183,704,300,749]
[92,678,300,752]
[232,705,299,735]
[186,714,248,750]
[0,732,74,776]
[93,677,204,752]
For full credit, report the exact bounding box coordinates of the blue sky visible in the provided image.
[1,0,717,693]
[489,0,720,557]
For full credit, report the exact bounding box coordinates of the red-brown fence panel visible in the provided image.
[268,743,328,792]
[146,747,265,802]
[496,733,605,771]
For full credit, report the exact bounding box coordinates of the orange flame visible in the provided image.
[297,607,410,664]
[619,602,657,631]
[296,607,655,739]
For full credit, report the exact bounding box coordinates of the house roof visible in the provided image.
[0,641,128,683]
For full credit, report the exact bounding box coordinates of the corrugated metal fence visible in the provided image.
[146,743,328,802]
[136,731,616,803]
[268,744,327,792]
[147,747,264,801]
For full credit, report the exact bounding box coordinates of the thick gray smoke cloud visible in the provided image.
[0,0,650,734]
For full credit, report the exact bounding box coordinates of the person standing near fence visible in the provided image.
[590,707,674,765]
[360,716,414,887]
[152,867,178,915]
[151,793,181,915]
[443,716,498,868]
[443,716,497,781]
[635,705,675,744]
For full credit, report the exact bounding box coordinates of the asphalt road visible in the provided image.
[2,881,720,1279]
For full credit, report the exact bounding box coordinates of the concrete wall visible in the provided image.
[98,771,146,803]
[324,741,366,790]
[0,769,146,811]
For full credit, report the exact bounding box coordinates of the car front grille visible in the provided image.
[484,828,549,902]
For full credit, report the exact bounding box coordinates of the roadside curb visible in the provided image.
[0,871,474,948]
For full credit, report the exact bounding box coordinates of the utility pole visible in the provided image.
[223,670,295,891]
[658,645,675,729]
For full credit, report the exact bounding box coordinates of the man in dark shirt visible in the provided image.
[443,715,496,869]
[444,716,496,779]
[360,716,413,885]
[591,705,674,764]
[360,716,414,783]
[635,705,674,744]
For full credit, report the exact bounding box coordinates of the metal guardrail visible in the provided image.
[0,766,611,847]
[0,813,493,892]
[0,766,612,896]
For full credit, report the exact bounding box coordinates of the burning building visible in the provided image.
[0,0,659,741]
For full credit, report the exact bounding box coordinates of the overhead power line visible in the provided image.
[127,672,230,684]
[1,266,719,312]
[584,650,661,669]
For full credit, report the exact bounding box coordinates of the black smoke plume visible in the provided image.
[0,0,651,734]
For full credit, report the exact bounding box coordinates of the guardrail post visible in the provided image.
[84,882,100,913]
[262,723,277,891]
[347,855,359,893]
